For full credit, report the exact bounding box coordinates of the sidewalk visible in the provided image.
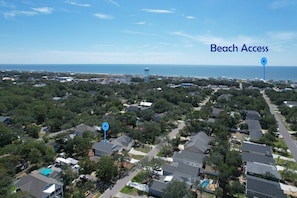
[128,148,148,156]
[273,154,296,162]
[115,192,153,198]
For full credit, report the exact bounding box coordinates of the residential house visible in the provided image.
[111,135,134,151]
[246,162,281,182]
[16,170,64,198]
[0,116,11,124]
[242,141,274,165]
[218,94,232,101]
[73,124,97,137]
[245,110,260,120]
[92,140,122,157]
[173,150,205,168]
[184,132,212,154]
[126,105,140,113]
[284,101,297,108]
[162,162,201,184]
[149,175,191,197]
[246,175,286,198]
[210,108,223,119]
[242,142,273,156]
[140,101,153,108]
[245,119,263,141]
[149,178,169,198]
[242,152,275,165]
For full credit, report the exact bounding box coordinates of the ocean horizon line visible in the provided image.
[1,64,297,67]
[1,64,297,81]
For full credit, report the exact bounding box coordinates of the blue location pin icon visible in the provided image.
[102,122,109,145]
[261,57,267,80]
[261,57,267,66]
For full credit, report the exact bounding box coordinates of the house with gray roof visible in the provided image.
[246,162,280,181]
[245,119,263,141]
[149,175,191,197]
[218,93,232,101]
[162,162,201,183]
[173,150,205,168]
[245,110,260,120]
[184,132,212,154]
[149,179,168,197]
[111,135,134,151]
[0,116,10,124]
[92,140,122,157]
[242,152,275,165]
[242,142,273,156]
[284,101,297,108]
[16,170,64,198]
[73,124,97,137]
[210,108,223,118]
[246,175,286,198]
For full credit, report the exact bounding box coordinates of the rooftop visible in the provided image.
[246,175,286,198]
[242,152,275,165]
[242,141,273,156]
[246,161,281,180]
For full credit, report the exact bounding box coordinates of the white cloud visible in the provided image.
[65,1,91,7]
[267,31,297,41]
[170,32,256,46]
[134,21,146,25]
[4,10,37,19]
[106,0,120,7]
[270,0,297,9]
[94,13,113,20]
[141,8,174,14]
[32,7,53,14]
[185,16,195,19]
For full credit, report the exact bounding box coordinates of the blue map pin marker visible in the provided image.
[102,122,109,145]
[261,57,267,66]
[261,57,267,80]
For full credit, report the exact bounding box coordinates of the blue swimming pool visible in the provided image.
[39,168,53,176]
[201,179,209,188]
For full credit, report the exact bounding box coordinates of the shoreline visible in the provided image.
[1,64,297,82]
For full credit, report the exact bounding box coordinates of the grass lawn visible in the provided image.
[157,150,164,157]
[276,158,297,170]
[134,145,152,153]
[274,139,288,150]
[132,170,148,183]
[120,186,148,196]
[120,186,137,195]
[132,154,144,160]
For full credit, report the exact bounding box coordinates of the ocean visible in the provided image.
[0,64,296,81]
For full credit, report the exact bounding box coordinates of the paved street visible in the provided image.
[262,92,297,161]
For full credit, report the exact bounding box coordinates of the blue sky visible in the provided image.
[0,0,296,66]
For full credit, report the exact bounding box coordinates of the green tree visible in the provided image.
[79,157,96,174]
[0,123,16,147]
[25,124,40,138]
[229,181,245,197]
[96,156,118,182]
[162,180,188,198]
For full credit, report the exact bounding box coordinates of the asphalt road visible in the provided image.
[100,121,185,198]
[262,92,297,161]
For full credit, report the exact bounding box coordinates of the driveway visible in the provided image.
[263,93,297,161]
